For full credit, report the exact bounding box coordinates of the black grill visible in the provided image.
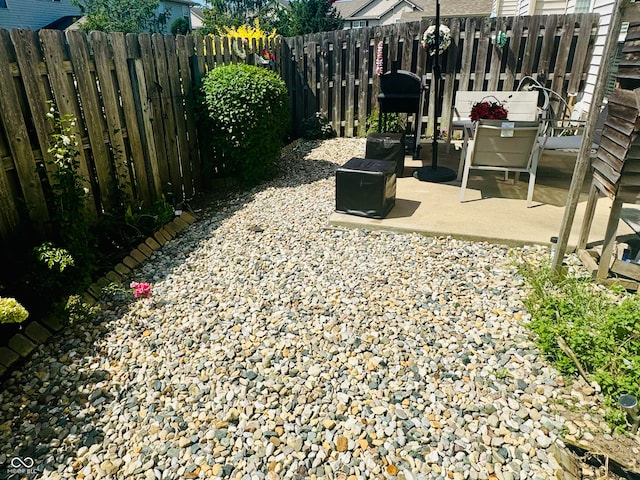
[377,62,425,159]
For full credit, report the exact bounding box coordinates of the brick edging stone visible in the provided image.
[0,211,198,378]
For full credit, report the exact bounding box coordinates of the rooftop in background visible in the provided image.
[42,15,82,31]
[401,0,492,22]
[333,0,492,28]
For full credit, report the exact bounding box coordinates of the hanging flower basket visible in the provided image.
[421,24,451,56]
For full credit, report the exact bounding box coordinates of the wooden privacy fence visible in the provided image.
[0,28,279,241]
[281,14,599,138]
[0,17,597,242]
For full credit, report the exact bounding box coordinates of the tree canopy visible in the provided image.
[287,0,343,36]
[71,0,168,33]
[201,0,343,37]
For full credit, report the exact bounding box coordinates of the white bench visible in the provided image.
[452,90,540,178]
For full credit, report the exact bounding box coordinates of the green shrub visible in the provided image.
[0,297,29,324]
[202,64,289,185]
[519,260,640,431]
[171,17,189,35]
[366,110,406,135]
[301,112,336,140]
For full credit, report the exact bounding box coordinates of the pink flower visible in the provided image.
[130,281,152,299]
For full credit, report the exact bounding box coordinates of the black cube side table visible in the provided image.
[335,158,397,219]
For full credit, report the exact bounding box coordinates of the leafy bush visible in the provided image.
[519,260,640,430]
[35,243,75,272]
[202,64,289,185]
[301,112,336,140]
[366,110,406,135]
[0,297,29,324]
[171,17,190,35]
[63,294,100,324]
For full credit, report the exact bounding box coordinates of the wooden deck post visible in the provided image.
[550,0,630,275]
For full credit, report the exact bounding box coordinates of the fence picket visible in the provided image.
[504,16,524,90]
[90,30,132,202]
[177,35,200,196]
[67,30,115,211]
[39,29,96,213]
[458,18,476,91]
[568,14,597,95]
[487,18,508,91]
[319,35,330,119]
[344,30,355,137]
[521,16,542,78]
[474,18,492,91]
[552,15,576,101]
[165,34,192,199]
[152,33,182,201]
[0,30,48,233]
[111,32,152,206]
[139,34,171,194]
[0,165,19,239]
[356,29,371,137]
[10,29,56,184]
[127,34,162,200]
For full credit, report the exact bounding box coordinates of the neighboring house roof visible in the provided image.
[0,0,81,30]
[400,0,492,21]
[334,0,375,19]
[191,6,204,19]
[335,0,491,23]
[190,6,204,29]
[353,0,423,20]
[42,15,82,31]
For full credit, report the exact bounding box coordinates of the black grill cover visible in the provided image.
[365,133,405,177]
[378,70,422,113]
[335,158,396,219]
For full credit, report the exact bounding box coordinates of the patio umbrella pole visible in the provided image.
[415,0,456,183]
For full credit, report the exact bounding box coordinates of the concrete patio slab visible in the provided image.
[329,143,639,249]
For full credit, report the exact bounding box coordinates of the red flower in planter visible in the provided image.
[470,101,509,121]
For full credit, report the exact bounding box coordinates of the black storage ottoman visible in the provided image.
[335,157,396,219]
[365,133,405,177]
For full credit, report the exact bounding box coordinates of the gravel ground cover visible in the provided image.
[0,138,624,479]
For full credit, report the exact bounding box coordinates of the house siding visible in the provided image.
[159,0,193,32]
[580,0,616,110]
[532,0,570,14]
[492,0,521,16]
[0,0,80,30]
[492,0,615,111]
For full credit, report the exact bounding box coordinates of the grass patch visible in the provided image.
[518,259,640,430]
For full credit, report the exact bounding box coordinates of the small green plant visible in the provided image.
[0,297,29,324]
[202,64,289,185]
[301,112,336,140]
[63,294,100,324]
[518,259,640,431]
[35,242,75,272]
[45,105,92,274]
[366,110,406,135]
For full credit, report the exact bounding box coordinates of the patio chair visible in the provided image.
[460,120,544,207]
[451,90,540,178]
[537,104,607,159]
